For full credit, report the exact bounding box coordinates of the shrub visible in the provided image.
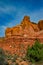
[0,48,9,65]
[10,62,18,65]
[26,40,43,63]
[12,54,18,62]
[6,54,12,60]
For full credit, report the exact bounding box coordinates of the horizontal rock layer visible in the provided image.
[0,16,43,56]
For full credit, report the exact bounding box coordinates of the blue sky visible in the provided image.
[0,0,43,37]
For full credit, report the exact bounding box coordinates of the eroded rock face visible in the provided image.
[5,28,12,37]
[5,16,40,38]
[0,16,43,56]
[21,16,30,29]
[38,20,43,30]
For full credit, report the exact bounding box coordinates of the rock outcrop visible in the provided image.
[0,16,43,56]
[5,16,40,38]
[38,20,43,30]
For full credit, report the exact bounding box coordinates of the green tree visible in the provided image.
[26,40,43,63]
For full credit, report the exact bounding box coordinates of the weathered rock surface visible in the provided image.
[0,16,43,56]
[5,16,40,38]
[38,20,43,30]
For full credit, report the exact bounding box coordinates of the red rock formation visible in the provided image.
[38,20,43,30]
[0,16,43,56]
[5,16,39,38]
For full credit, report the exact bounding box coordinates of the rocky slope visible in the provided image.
[0,16,43,56]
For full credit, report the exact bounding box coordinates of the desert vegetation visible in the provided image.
[26,39,43,63]
[0,39,43,65]
[0,48,9,65]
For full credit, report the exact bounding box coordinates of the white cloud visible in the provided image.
[6,7,43,28]
[0,5,16,14]
[0,26,6,32]
[0,25,7,37]
[16,7,43,23]
[30,8,43,22]
[0,5,43,37]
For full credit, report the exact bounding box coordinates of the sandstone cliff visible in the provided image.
[38,20,43,30]
[5,16,40,38]
[0,16,43,56]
